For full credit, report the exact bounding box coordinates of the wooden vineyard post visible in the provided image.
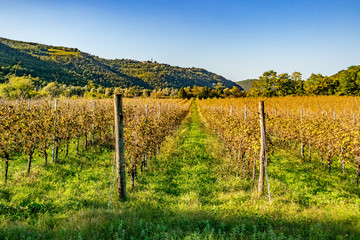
[244,105,247,121]
[340,145,345,175]
[92,101,96,146]
[51,100,58,163]
[258,101,266,196]
[301,109,304,158]
[158,103,161,119]
[274,108,277,138]
[357,158,360,184]
[353,113,356,125]
[114,94,126,200]
[65,100,70,158]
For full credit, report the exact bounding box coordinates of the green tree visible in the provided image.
[336,66,360,95]
[275,73,302,96]
[250,70,277,97]
[223,88,231,97]
[184,87,193,98]
[304,74,336,95]
[291,72,304,95]
[198,86,211,99]
[230,86,241,97]
[142,89,150,98]
[170,88,178,97]
[177,88,187,99]
[42,82,60,97]
[0,75,37,99]
[215,83,224,97]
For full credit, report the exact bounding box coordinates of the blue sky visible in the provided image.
[1,0,359,81]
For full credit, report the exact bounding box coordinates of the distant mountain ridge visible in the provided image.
[0,37,240,89]
[236,79,257,91]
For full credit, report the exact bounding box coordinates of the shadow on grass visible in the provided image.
[1,204,358,240]
[269,149,360,201]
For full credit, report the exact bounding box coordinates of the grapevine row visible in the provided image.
[197,96,360,183]
[0,98,191,185]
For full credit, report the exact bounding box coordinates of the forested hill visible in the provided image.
[0,37,239,89]
[236,79,257,91]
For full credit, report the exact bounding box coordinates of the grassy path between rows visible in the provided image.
[138,99,223,212]
[1,102,360,239]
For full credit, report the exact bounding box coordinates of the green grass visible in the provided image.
[0,102,359,239]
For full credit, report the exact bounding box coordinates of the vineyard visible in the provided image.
[0,96,360,239]
[198,96,360,184]
[0,98,191,187]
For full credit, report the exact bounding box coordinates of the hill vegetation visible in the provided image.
[1,37,359,99]
[0,37,238,90]
[236,79,257,91]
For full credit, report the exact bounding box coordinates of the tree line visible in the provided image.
[249,65,360,97]
[177,84,245,99]
[0,75,245,99]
